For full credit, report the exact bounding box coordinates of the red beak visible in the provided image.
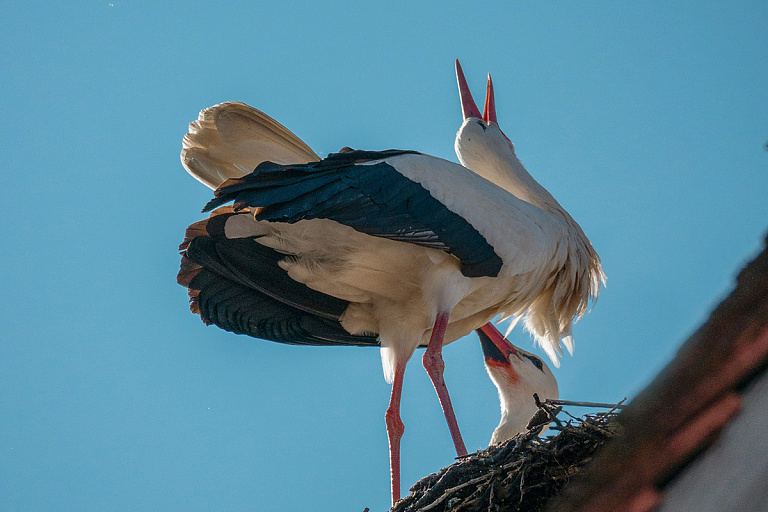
[477,323,519,368]
[456,60,498,124]
[456,59,483,121]
[483,74,497,124]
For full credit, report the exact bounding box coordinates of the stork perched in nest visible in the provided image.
[177,60,602,504]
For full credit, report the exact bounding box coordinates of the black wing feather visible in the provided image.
[178,209,380,347]
[205,149,503,278]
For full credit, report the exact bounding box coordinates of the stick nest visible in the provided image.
[392,409,620,512]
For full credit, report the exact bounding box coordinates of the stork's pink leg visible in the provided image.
[385,363,406,505]
[422,311,468,457]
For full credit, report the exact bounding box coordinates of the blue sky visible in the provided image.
[1,2,766,511]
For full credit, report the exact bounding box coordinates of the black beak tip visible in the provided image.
[477,328,508,365]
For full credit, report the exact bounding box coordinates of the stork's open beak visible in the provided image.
[477,324,518,369]
[456,59,499,125]
[456,59,482,121]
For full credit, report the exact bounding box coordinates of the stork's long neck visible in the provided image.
[455,123,563,215]
[480,153,559,212]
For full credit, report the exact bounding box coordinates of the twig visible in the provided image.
[561,409,583,422]
[545,398,627,409]
[603,397,627,415]
[420,472,495,511]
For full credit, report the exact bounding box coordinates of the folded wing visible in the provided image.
[204,149,504,278]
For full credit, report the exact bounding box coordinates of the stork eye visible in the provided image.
[476,120,487,130]
[525,355,544,372]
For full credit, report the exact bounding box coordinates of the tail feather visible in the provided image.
[181,102,321,190]
[177,208,380,348]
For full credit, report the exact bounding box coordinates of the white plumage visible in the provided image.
[453,63,605,365]
[477,324,560,445]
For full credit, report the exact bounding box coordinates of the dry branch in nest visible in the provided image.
[391,404,621,512]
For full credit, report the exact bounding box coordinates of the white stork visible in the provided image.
[477,324,559,445]
[177,61,602,504]
[453,60,605,366]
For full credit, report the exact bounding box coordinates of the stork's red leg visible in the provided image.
[422,311,468,457]
[385,363,406,505]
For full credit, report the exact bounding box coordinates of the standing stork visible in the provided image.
[177,61,602,505]
[454,60,605,366]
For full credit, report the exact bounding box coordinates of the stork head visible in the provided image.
[478,327,559,446]
[454,60,519,171]
[454,59,564,214]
